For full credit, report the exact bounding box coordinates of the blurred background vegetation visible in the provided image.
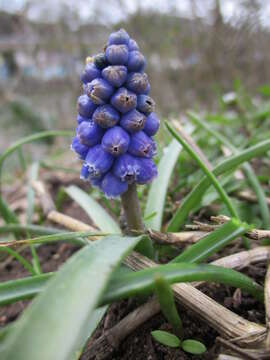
[0,0,269,173]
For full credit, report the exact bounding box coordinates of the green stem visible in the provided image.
[165,121,238,219]
[121,183,144,233]
[121,184,154,258]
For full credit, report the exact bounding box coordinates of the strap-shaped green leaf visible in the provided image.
[0,235,141,360]
[171,219,248,264]
[65,185,120,233]
[167,138,270,231]
[144,139,181,230]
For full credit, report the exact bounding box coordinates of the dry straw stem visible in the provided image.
[148,228,208,244]
[216,337,259,360]
[236,190,270,206]
[211,215,270,240]
[217,356,244,360]
[265,263,270,348]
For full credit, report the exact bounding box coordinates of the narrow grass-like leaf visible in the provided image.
[0,235,142,360]
[101,262,263,305]
[26,162,41,274]
[181,339,206,354]
[165,122,238,219]
[0,224,63,237]
[26,162,39,224]
[144,139,181,230]
[0,130,72,172]
[171,219,248,264]
[154,274,183,338]
[0,230,103,247]
[0,248,35,275]
[0,261,263,308]
[0,273,52,306]
[188,111,270,228]
[65,185,120,233]
[0,197,18,226]
[151,330,181,348]
[167,139,270,231]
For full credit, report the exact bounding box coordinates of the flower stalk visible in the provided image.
[121,183,144,233]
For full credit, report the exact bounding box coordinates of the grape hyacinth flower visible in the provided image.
[71,29,160,199]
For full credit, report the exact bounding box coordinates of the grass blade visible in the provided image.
[26,162,41,274]
[171,219,248,263]
[188,111,270,228]
[0,230,103,247]
[0,248,35,275]
[65,185,120,233]
[0,273,52,306]
[154,274,183,338]
[144,139,181,230]
[0,130,72,172]
[0,197,19,227]
[0,260,263,309]
[102,262,263,305]
[0,235,142,360]
[165,121,238,219]
[167,139,270,231]
[0,224,63,237]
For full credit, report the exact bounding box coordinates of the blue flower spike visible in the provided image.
[71,29,159,198]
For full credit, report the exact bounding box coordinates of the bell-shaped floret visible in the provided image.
[101,172,128,198]
[102,65,127,88]
[120,109,146,133]
[92,104,120,128]
[102,126,130,156]
[113,153,140,183]
[143,112,160,136]
[85,78,114,105]
[77,121,104,147]
[77,95,97,118]
[85,144,114,178]
[111,87,137,114]
[71,137,89,160]
[105,44,129,65]
[128,131,156,158]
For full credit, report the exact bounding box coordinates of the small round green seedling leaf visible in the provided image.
[181,339,206,355]
[151,330,181,348]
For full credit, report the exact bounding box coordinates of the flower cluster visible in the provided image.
[71,29,160,198]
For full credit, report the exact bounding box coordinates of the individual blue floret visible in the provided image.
[101,172,128,198]
[102,126,130,156]
[128,131,156,158]
[120,109,146,133]
[92,104,120,128]
[85,145,114,178]
[143,113,160,136]
[77,121,104,147]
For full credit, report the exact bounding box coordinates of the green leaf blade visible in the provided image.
[65,185,120,233]
[0,235,141,360]
[171,219,248,264]
[144,139,182,230]
[167,139,270,231]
